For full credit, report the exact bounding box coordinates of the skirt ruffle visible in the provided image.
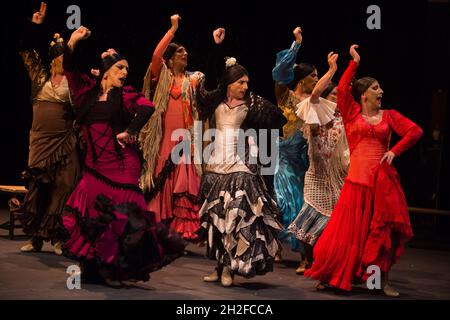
[288,202,330,246]
[19,134,80,242]
[63,170,186,282]
[148,162,201,240]
[198,171,283,278]
[304,163,413,291]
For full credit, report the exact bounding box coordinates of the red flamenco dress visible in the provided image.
[304,60,423,291]
[62,52,186,282]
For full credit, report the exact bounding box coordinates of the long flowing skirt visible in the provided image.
[198,171,283,278]
[274,131,308,251]
[304,163,413,291]
[19,101,81,243]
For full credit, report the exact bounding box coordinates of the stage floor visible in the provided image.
[1,213,450,300]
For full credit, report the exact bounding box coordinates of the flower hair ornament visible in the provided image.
[225,56,237,68]
[50,33,64,47]
[49,33,65,60]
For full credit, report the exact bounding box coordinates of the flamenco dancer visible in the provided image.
[271,27,310,261]
[140,14,203,241]
[62,26,186,287]
[18,2,81,255]
[197,28,285,287]
[305,45,422,297]
[288,51,349,275]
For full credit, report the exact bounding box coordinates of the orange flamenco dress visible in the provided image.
[304,60,423,291]
[145,30,202,240]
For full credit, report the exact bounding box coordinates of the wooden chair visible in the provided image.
[0,185,27,239]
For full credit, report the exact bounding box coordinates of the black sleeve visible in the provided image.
[19,20,50,65]
[195,29,240,120]
[126,106,155,137]
[62,43,82,72]
[244,93,287,132]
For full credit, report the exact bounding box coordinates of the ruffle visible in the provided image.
[63,194,186,282]
[304,181,373,291]
[305,164,413,291]
[288,202,330,246]
[29,129,78,170]
[170,194,201,240]
[20,212,66,243]
[198,171,282,277]
[361,163,413,274]
[296,97,337,125]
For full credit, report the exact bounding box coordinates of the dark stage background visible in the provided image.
[1,0,448,212]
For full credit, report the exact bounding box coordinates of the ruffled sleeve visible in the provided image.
[296,97,337,125]
[272,41,301,106]
[244,93,287,131]
[272,41,301,85]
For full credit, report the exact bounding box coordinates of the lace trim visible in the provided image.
[84,166,142,194]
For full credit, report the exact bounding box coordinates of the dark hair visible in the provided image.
[49,43,65,60]
[48,34,65,60]
[220,64,249,89]
[321,82,337,99]
[197,63,250,117]
[289,63,316,90]
[101,52,126,74]
[163,42,183,61]
[351,77,377,104]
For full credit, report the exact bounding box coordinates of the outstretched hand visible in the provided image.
[31,2,47,25]
[170,14,181,32]
[293,27,302,44]
[213,28,225,44]
[327,51,339,72]
[350,44,360,63]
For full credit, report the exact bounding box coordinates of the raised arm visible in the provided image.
[337,44,361,123]
[272,27,302,105]
[19,2,48,86]
[150,14,180,79]
[64,26,95,106]
[310,52,338,103]
[195,27,227,119]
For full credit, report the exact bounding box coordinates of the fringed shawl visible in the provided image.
[139,62,204,191]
